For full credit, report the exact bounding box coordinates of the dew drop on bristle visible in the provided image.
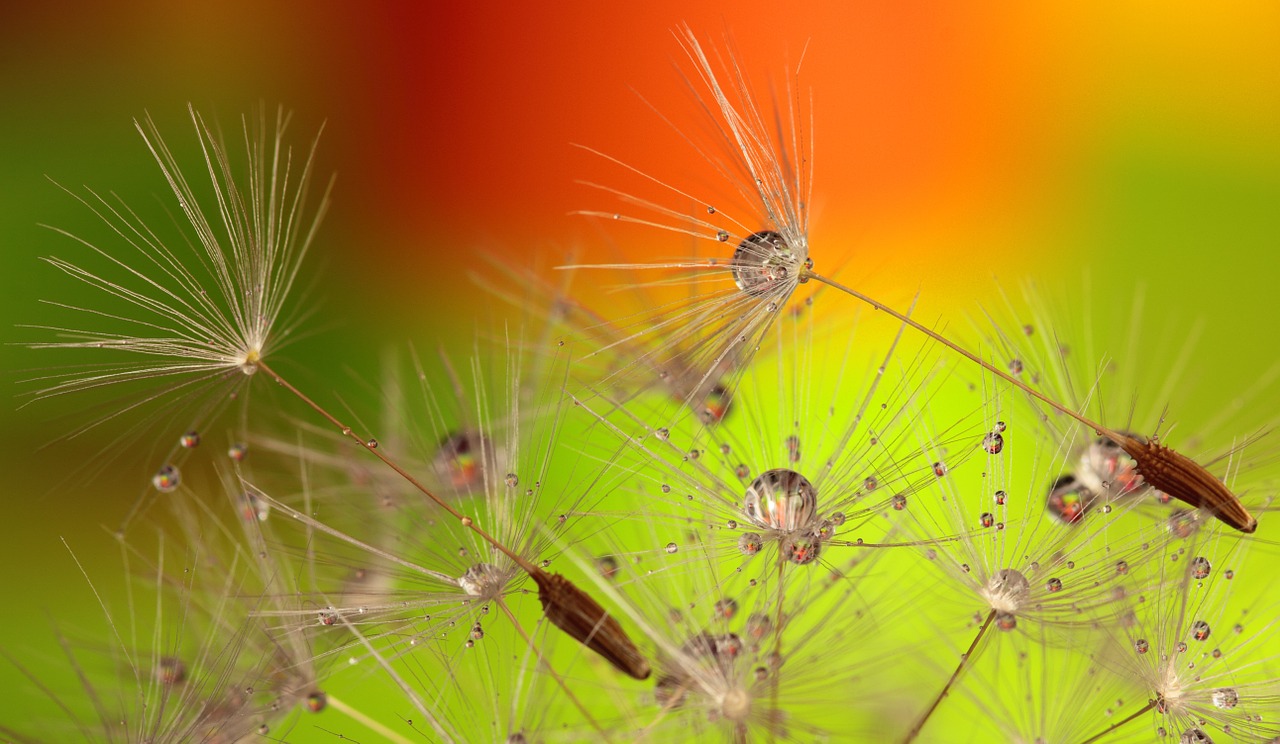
[665,542,678,554]
[156,656,186,685]
[716,230,730,242]
[365,438,378,449]
[228,443,248,461]
[1191,556,1211,580]
[505,473,518,487]
[714,597,738,619]
[743,469,817,531]
[1046,473,1090,524]
[746,612,772,639]
[982,432,1004,454]
[1115,560,1129,575]
[864,477,878,491]
[995,612,1017,631]
[179,431,200,448]
[734,464,750,479]
[306,691,327,713]
[783,531,823,565]
[1045,577,1062,593]
[1180,729,1213,744]
[891,494,907,511]
[1211,688,1239,709]
[1192,620,1211,641]
[730,230,800,295]
[698,384,731,424]
[1134,638,1149,654]
[933,462,947,477]
[1008,359,1023,375]
[239,491,269,522]
[738,533,763,555]
[980,512,995,528]
[152,465,181,493]
[596,555,619,581]
[655,428,670,441]
[994,490,1007,505]
[433,430,488,489]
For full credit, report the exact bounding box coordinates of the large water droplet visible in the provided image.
[306,691,327,713]
[737,533,763,556]
[458,563,504,596]
[1192,620,1211,641]
[982,432,1004,454]
[179,431,201,448]
[984,569,1031,613]
[743,469,817,531]
[1190,556,1211,580]
[730,231,799,295]
[1179,729,1213,744]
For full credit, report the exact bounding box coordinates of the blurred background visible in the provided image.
[1,0,1277,736]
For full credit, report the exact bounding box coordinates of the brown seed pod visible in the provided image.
[533,569,652,680]
[1112,433,1257,534]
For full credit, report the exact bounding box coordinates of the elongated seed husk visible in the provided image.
[534,570,652,680]
[1115,433,1257,534]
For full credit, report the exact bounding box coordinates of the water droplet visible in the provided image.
[980,512,995,528]
[984,569,1031,612]
[155,656,186,685]
[596,555,619,581]
[152,465,181,493]
[697,384,732,424]
[782,531,822,565]
[1192,620,1211,641]
[982,432,1004,454]
[471,622,485,640]
[933,462,947,477]
[1115,560,1129,575]
[228,443,248,461]
[734,464,750,479]
[1176,641,1188,653]
[1045,577,1062,593]
[995,420,1007,433]
[863,477,878,491]
[716,229,730,242]
[994,490,1007,505]
[505,473,519,487]
[891,494,907,511]
[306,691,327,713]
[743,469,818,531]
[1211,688,1239,709]
[1190,556,1211,580]
[737,533,763,556]
[665,542,678,554]
[661,484,671,493]
[239,491,269,522]
[995,612,1018,631]
[714,597,738,619]
[830,512,846,526]
[433,430,489,489]
[746,613,772,639]
[1008,359,1023,375]
[1046,473,1089,525]
[706,205,716,214]
[730,231,798,295]
[1224,569,1235,580]
[655,428,670,441]
[1179,729,1213,744]
[179,431,200,448]
[1134,638,1149,654]
[458,563,503,596]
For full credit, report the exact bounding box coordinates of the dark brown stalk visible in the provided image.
[255,360,652,679]
[806,271,1257,534]
[901,610,995,744]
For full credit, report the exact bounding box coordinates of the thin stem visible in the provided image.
[901,609,995,744]
[1075,698,1157,744]
[495,596,611,742]
[326,693,415,744]
[254,359,540,576]
[805,272,1122,442]
[770,556,786,744]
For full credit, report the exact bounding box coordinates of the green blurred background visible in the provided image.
[1,1,1276,737]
